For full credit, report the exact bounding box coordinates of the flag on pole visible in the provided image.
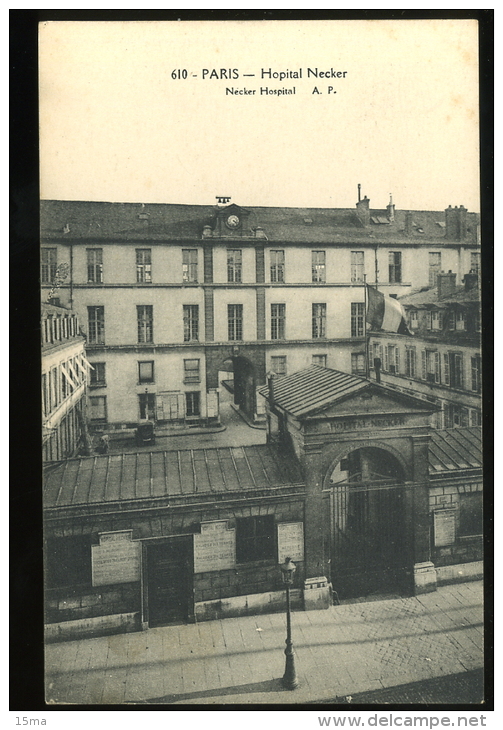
[366,285,412,335]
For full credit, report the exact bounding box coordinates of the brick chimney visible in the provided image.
[356,195,370,226]
[437,270,457,299]
[463,272,479,291]
[445,205,467,241]
[404,211,413,236]
[387,194,395,222]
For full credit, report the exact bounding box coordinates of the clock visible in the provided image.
[226,214,240,229]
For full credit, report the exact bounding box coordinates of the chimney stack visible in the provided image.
[356,194,370,226]
[463,272,479,291]
[437,270,457,299]
[387,194,395,222]
[404,211,413,236]
[357,183,361,202]
[445,205,467,240]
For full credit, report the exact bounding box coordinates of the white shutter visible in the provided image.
[443,354,450,385]
[421,350,427,380]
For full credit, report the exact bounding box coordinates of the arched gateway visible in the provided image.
[262,365,439,604]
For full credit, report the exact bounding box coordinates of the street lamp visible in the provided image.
[279,557,299,690]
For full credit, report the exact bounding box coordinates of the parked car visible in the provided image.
[135,420,156,446]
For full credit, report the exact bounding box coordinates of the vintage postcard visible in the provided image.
[39,18,486,710]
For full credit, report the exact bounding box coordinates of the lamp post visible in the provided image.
[279,557,299,690]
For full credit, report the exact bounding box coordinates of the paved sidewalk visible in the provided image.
[45,581,484,706]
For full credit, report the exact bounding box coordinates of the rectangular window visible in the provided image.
[270,250,285,283]
[405,347,416,377]
[470,409,482,426]
[470,252,481,274]
[373,342,384,370]
[351,302,365,337]
[271,303,286,340]
[136,249,152,283]
[471,355,481,392]
[227,249,242,283]
[45,536,92,588]
[139,393,156,420]
[447,310,456,331]
[385,344,400,374]
[449,352,464,389]
[389,251,402,283]
[409,310,419,329]
[429,310,443,330]
[445,403,469,428]
[182,249,198,282]
[459,493,483,537]
[312,354,327,367]
[236,515,275,563]
[351,353,366,374]
[183,304,199,342]
[42,374,48,416]
[87,306,105,344]
[87,248,103,283]
[89,395,107,422]
[137,305,153,343]
[422,349,440,383]
[228,304,243,341]
[312,251,326,283]
[185,391,201,417]
[351,251,365,283]
[271,356,287,376]
[456,310,466,331]
[138,361,154,384]
[90,362,106,386]
[41,248,57,283]
[428,252,441,287]
[312,303,327,339]
[184,359,200,383]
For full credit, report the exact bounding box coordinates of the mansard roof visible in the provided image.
[40,199,480,245]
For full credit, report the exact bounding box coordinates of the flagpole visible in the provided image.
[364,274,370,379]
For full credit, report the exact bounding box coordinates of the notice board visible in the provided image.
[194,520,236,573]
[277,522,304,563]
[92,530,141,586]
[434,510,456,547]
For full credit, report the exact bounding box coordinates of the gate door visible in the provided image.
[330,482,408,598]
[147,538,192,626]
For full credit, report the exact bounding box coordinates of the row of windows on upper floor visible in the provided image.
[41,247,482,286]
[42,354,89,418]
[42,312,80,346]
[371,342,482,393]
[85,302,367,344]
[407,306,481,334]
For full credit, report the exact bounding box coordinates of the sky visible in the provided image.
[39,19,480,212]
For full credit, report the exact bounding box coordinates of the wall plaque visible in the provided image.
[434,510,456,547]
[277,522,304,563]
[194,520,236,573]
[92,530,141,586]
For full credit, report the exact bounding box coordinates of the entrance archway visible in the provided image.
[328,447,409,598]
[217,355,257,422]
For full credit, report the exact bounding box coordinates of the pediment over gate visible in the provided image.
[260,365,437,423]
[306,385,436,421]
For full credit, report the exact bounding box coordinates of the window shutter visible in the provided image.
[434,352,440,382]
[384,345,389,372]
[395,348,400,373]
[421,350,426,380]
[443,354,450,385]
